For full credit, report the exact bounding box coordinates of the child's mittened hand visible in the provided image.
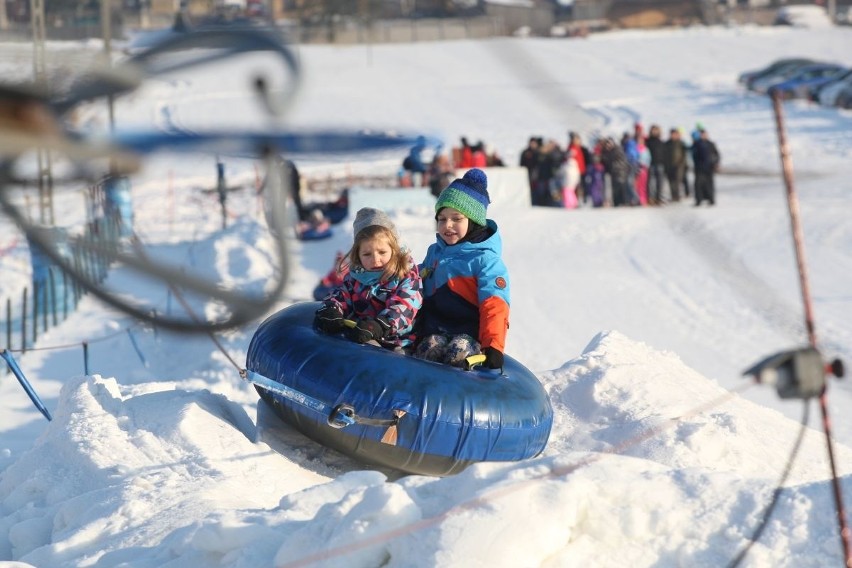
[352,318,388,344]
[482,347,504,369]
[314,304,345,333]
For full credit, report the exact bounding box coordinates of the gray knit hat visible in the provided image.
[353,207,398,238]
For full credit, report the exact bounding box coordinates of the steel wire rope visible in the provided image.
[3,321,142,352]
[727,400,810,568]
[125,233,246,374]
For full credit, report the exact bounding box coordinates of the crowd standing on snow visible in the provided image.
[519,122,721,208]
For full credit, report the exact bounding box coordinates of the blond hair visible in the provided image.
[342,225,410,282]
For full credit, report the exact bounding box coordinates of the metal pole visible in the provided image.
[102,0,117,174]
[5,298,11,354]
[31,281,38,344]
[30,0,54,225]
[21,288,27,353]
[772,92,852,567]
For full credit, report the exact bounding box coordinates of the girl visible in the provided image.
[313,208,422,350]
[414,168,510,369]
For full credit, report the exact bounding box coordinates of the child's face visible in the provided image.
[358,235,393,270]
[436,207,469,246]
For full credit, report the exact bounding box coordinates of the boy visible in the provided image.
[414,168,510,369]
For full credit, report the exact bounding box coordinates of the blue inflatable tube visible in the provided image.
[297,227,333,241]
[246,302,553,476]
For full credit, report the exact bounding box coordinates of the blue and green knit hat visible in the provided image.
[435,168,490,226]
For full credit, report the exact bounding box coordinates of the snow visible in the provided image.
[2,22,852,568]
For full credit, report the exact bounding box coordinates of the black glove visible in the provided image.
[314,304,345,334]
[350,317,390,344]
[482,347,504,369]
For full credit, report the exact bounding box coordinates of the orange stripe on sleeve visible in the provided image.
[479,296,509,352]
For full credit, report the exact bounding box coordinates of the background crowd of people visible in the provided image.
[520,123,720,209]
[398,122,720,210]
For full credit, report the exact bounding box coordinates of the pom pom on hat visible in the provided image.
[435,168,490,226]
[353,207,398,238]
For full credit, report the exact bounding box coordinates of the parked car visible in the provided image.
[774,5,833,27]
[768,64,848,100]
[751,60,827,94]
[817,72,852,106]
[835,83,852,109]
[738,58,816,90]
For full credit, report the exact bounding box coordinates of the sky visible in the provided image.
[1,20,852,568]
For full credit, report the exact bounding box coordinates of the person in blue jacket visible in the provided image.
[404,135,428,186]
[413,168,510,369]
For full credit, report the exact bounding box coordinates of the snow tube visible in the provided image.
[320,188,349,225]
[303,188,349,226]
[246,302,553,476]
[297,226,333,241]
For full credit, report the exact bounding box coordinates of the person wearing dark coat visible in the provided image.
[600,137,632,207]
[519,136,542,204]
[406,136,426,176]
[645,124,666,204]
[691,129,720,206]
[273,157,305,220]
[663,128,688,202]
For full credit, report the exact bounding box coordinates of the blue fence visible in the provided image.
[1,177,126,354]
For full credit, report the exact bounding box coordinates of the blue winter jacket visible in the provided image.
[417,219,510,352]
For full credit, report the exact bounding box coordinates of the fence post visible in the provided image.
[73,249,82,304]
[27,227,71,328]
[99,226,108,280]
[21,287,27,354]
[103,175,133,238]
[32,280,38,345]
[62,270,68,320]
[48,268,57,327]
[5,298,11,369]
[82,341,89,375]
[41,281,47,334]
[5,298,10,349]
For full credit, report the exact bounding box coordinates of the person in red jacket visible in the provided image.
[471,141,488,168]
[457,136,474,168]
